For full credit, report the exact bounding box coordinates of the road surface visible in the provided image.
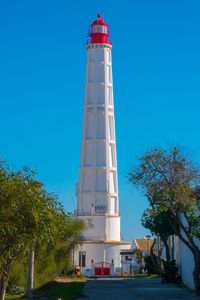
[78,277,199,300]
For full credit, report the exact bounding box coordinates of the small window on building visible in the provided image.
[125,255,132,261]
[79,251,86,267]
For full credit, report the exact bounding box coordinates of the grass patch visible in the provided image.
[6,279,85,300]
[133,273,147,277]
[115,273,160,279]
[146,274,160,279]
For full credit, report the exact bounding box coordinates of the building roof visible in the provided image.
[81,240,132,245]
[135,239,154,250]
[91,14,108,27]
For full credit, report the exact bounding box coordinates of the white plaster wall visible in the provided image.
[78,215,121,242]
[78,216,106,241]
[74,242,131,275]
[175,235,200,290]
[174,215,200,290]
[178,237,195,289]
[105,216,120,241]
[77,44,119,221]
[130,239,138,249]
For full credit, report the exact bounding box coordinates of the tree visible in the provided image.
[0,160,79,300]
[128,146,200,295]
[7,217,85,293]
[132,249,143,273]
[142,209,177,264]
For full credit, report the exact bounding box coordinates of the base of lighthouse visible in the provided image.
[74,240,131,276]
[74,215,131,276]
[78,215,121,241]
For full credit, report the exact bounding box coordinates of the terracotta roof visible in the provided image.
[82,240,132,245]
[135,239,154,250]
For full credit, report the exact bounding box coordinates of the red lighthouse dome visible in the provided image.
[87,14,112,45]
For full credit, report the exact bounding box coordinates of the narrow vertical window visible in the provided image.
[79,251,86,267]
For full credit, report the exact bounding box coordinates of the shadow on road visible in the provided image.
[78,277,199,300]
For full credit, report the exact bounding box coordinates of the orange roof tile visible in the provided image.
[135,239,154,250]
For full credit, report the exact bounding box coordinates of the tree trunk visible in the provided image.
[0,262,12,300]
[193,250,200,296]
[28,248,35,299]
[150,238,162,274]
[161,235,171,264]
[0,276,7,300]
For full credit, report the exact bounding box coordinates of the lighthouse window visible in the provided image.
[92,25,107,34]
[79,251,86,267]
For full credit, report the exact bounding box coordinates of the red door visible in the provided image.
[94,262,111,276]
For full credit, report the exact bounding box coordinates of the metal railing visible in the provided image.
[74,208,120,216]
[88,25,110,36]
[86,38,112,46]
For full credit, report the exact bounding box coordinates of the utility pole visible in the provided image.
[146,235,151,255]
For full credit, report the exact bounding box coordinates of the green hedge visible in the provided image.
[8,242,74,293]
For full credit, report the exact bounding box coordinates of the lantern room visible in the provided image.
[87,14,112,45]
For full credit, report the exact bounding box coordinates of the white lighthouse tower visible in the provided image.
[75,14,131,275]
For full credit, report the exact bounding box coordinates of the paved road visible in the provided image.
[78,277,199,300]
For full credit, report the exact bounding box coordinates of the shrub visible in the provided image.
[144,255,154,275]
[161,260,181,283]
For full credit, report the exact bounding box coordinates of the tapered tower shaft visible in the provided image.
[77,14,120,242]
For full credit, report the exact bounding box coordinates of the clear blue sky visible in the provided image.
[0,0,200,241]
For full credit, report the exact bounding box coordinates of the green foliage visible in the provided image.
[7,217,85,291]
[142,208,178,263]
[128,146,198,209]
[142,209,176,237]
[0,160,85,298]
[144,255,154,275]
[128,145,200,293]
[128,145,200,242]
[132,249,143,273]
[146,274,160,279]
[0,160,67,268]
